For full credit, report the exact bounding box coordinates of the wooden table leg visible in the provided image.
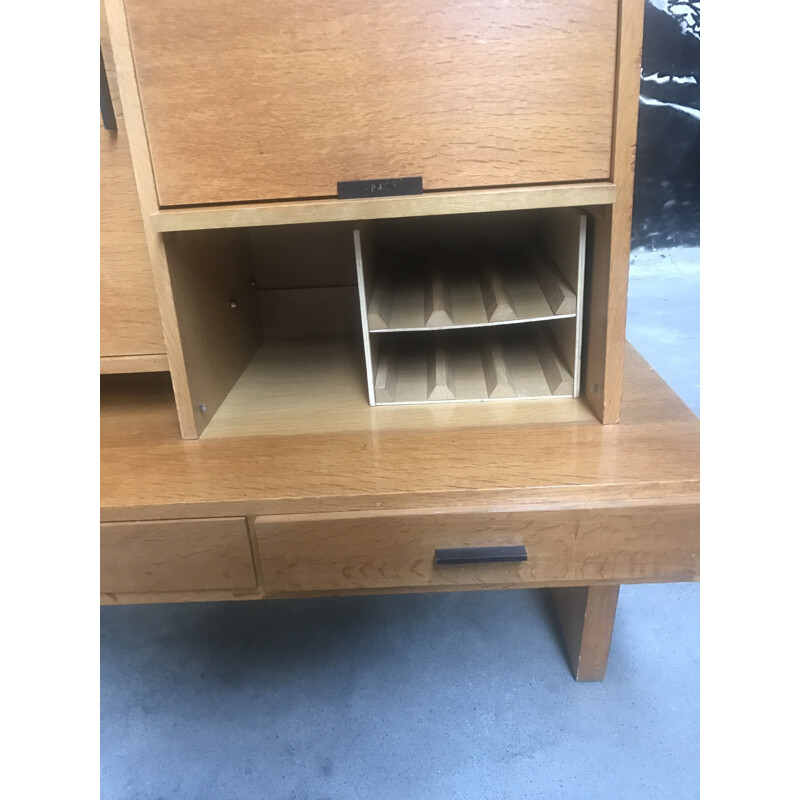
[551,585,621,682]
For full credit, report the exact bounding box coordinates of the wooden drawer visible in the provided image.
[101,517,257,594]
[123,0,619,206]
[254,505,699,593]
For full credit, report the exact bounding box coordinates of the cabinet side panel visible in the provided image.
[584,0,645,423]
[104,0,198,436]
[164,229,263,435]
[100,121,167,358]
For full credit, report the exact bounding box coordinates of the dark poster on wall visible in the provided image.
[632,1,700,249]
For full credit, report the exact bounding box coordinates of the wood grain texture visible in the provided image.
[163,228,264,437]
[101,577,652,606]
[199,336,581,425]
[100,517,257,593]
[104,0,198,437]
[254,503,697,593]
[124,0,618,206]
[100,2,121,114]
[101,5,164,360]
[100,344,699,523]
[552,584,620,681]
[584,0,645,423]
[100,121,167,358]
[100,354,170,374]
[101,588,265,605]
[150,183,617,233]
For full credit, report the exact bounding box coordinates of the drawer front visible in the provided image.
[101,517,257,594]
[124,0,618,206]
[254,505,699,593]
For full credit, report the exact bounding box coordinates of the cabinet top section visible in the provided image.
[122,0,620,208]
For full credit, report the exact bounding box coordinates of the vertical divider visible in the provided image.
[573,214,587,398]
[104,0,199,437]
[479,254,517,322]
[427,334,456,401]
[533,328,572,396]
[535,245,577,316]
[367,278,391,330]
[424,254,454,327]
[538,209,587,398]
[481,333,517,398]
[354,223,378,406]
[374,343,398,403]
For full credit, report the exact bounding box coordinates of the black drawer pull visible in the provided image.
[435,545,527,565]
[338,176,423,199]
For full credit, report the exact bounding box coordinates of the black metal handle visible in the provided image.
[100,48,117,132]
[338,176,423,199]
[435,545,527,565]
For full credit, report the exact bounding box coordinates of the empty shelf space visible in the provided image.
[366,247,576,333]
[201,337,593,438]
[373,325,574,405]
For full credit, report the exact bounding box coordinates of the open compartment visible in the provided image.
[161,221,365,435]
[372,323,574,405]
[162,207,589,437]
[365,240,577,332]
[356,208,586,406]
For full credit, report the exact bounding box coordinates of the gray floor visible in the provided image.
[101,247,700,800]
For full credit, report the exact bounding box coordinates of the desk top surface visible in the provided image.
[100,343,698,522]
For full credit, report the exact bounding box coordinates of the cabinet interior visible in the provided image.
[164,207,593,438]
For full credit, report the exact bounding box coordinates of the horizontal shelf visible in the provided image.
[150,183,615,232]
[373,326,574,406]
[100,353,170,374]
[201,337,592,438]
[368,246,576,333]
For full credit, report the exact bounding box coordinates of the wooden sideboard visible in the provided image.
[101,344,699,680]
[100,0,699,680]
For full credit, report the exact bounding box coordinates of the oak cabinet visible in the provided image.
[104,0,641,438]
[123,0,619,206]
[97,1,692,686]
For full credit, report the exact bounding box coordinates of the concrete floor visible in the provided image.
[101,247,700,799]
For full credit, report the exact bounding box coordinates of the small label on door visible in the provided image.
[337,177,423,199]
